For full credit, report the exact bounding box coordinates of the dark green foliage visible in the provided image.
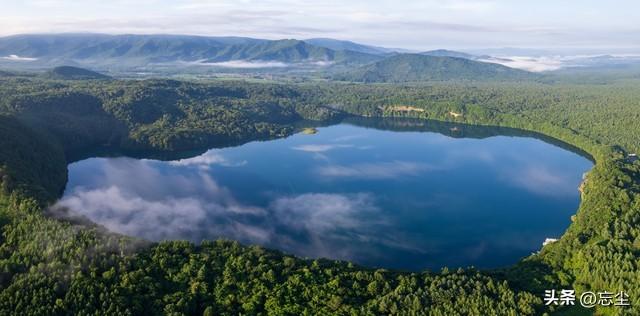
[0,70,15,77]
[2,90,125,153]
[44,66,110,80]
[204,39,382,65]
[0,77,344,153]
[0,115,66,202]
[334,54,535,82]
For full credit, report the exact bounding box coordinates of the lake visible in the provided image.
[57,118,593,271]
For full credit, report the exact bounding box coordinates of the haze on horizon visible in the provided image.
[1,0,639,54]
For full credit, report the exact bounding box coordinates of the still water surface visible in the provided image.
[59,119,593,270]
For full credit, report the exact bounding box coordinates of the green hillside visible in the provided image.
[335,53,535,82]
[420,49,477,59]
[205,39,382,64]
[44,66,110,80]
[0,34,262,62]
[304,38,397,55]
[0,70,15,77]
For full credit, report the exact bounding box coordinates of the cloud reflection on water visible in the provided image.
[500,165,578,197]
[55,158,398,262]
[169,150,247,169]
[316,161,434,179]
[291,144,354,153]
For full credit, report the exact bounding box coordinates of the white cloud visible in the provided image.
[345,11,390,23]
[199,60,289,68]
[270,193,376,232]
[1,54,38,61]
[501,165,577,197]
[332,134,366,142]
[317,161,432,179]
[268,192,397,259]
[481,54,640,72]
[481,56,564,72]
[291,144,353,153]
[0,1,638,50]
[169,150,246,169]
[55,184,265,242]
[310,60,334,66]
[441,0,496,13]
[55,156,395,258]
[54,175,396,261]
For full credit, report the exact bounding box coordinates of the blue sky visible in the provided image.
[1,0,639,51]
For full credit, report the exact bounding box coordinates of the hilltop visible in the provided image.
[335,53,535,82]
[44,66,110,80]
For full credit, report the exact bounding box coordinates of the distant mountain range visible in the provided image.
[0,34,483,69]
[420,49,478,60]
[0,70,15,77]
[2,33,639,80]
[304,38,410,55]
[0,33,546,81]
[200,39,382,65]
[0,34,388,69]
[335,54,534,82]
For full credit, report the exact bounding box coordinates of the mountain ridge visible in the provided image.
[0,33,383,68]
[44,65,111,80]
[420,49,477,60]
[0,34,535,79]
[334,53,535,82]
[304,38,409,55]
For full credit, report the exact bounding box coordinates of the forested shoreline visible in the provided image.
[0,76,639,315]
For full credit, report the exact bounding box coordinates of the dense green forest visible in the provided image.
[44,66,112,81]
[0,75,639,315]
[333,54,535,82]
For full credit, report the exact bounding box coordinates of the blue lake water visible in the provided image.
[59,119,593,271]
